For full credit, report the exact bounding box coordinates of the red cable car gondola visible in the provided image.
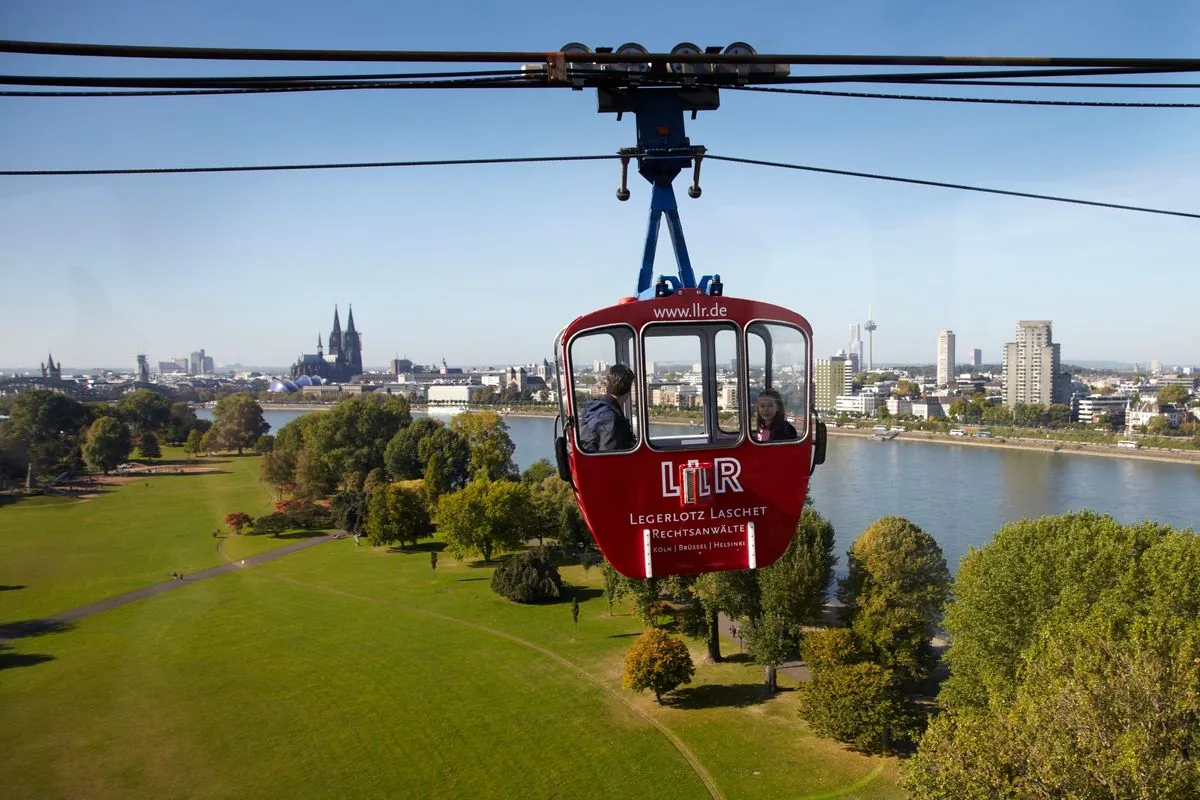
[551,74,827,579]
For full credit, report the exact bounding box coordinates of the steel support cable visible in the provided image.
[705,154,1200,220]
[0,153,624,176]
[7,38,1200,70]
[3,151,1197,221]
[3,65,1196,88]
[1,65,1196,93]
[0,69,527,87]
[909,78,1200,89]
[729,85,1200,108]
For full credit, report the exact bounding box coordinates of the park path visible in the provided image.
[0,534,337,640]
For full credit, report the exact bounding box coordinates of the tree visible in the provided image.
[331,489,367,535]
[254,434,275,454]
[365,480,431,547]
[430,551,438,571]
[758,508,837,640]
[939,511,1178,711]
[162,402,200,445]
[893,380,920,399]
[293,447,334,499]
[837,516,950,685]
[310,394,412,485]
[1147,415,1172,436]
[521,458,556,485]
[82,417,132,474]
[251,512,292,537]
[199,430,213,456]
[5,389,93,476]
[450,411,517,480]
[735,509,838,690]
[117,389,173,434]
[741,611,790,694]
[906,529,1200,798]
[1157,383,1190,406]
[384,417,444,479]
[211,393,269,454]
[691,569,761,663]
[800,662,916,754]
[184,429,203,461]
[602,561,626,615]
[260,448,298,499]
[1045,403,1073,428]
[224,512,253,535]
[490,549,563,603]
[418,427,470,499]
[435,476,529,561]
[622,628,695,704]
[137,431,161,460]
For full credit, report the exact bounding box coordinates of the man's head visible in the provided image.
[606,363,635,401]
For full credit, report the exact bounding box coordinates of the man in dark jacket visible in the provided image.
[579,364,636,452]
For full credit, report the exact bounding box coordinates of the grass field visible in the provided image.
[1,450,904,800]
[0,448,292,622]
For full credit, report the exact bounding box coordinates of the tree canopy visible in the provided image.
[903,513,1200,799]
[450,411,517,480]
[434,476,528,562]
[211,393,269,455]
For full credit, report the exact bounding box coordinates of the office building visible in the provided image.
[937,330,955,387]
[1002,320,1070,407]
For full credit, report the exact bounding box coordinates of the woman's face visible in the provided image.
[757,395,779,424]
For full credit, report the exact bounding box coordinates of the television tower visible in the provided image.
[863,305,878,370]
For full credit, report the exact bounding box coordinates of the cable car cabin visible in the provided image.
[554,288,826,579]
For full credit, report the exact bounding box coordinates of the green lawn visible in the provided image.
[0,448,288,621]
[1,539,901,799]
[1,450,903,799]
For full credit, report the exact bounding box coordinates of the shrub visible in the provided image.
[622,628,695,704]
[490,550,563,603]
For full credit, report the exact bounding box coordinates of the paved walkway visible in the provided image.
[0,534,337,640]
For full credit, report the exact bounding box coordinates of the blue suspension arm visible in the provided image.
[637,182,696,295]
[599,87,719,298]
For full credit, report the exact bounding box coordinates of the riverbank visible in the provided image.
[827,426,1200,467]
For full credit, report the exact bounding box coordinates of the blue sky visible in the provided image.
[2,0,1199,371]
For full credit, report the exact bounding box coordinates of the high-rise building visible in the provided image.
[815,357,849,415]
[1002,320,1070,407]
[847,323,863,367]
[189,349,205,375]
[937,330,956,387]
[201,356,214,374]
[863,307,878,370]
[970,348,982,367]
[136,354,150,383]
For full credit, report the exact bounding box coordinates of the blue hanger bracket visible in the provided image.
[599,87,725,299]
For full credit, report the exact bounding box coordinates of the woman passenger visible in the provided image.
[754,388,797,442]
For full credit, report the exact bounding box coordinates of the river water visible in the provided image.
[200,407,1200,574]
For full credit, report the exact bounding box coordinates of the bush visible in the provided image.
[622,628,695,704]
[490,549,563,603]
[273,498,332,529]
[799,661,918,754]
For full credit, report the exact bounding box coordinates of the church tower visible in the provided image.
[41,353,61,380]
[343,305,363,376]
[328,306,342,357]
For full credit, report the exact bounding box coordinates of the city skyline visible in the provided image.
[4,3,1200,366]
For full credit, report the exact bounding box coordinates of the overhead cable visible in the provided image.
[730,85,1200,108]
[2,151,1195,221]
[7,39,1200,71]
[706,154,1200,220]
[0,154,623,176]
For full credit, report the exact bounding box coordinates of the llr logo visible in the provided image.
[661,457,743,499]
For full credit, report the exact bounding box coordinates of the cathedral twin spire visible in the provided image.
[327,304,362,375]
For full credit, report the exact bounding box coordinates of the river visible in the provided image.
[199,407,1200,574]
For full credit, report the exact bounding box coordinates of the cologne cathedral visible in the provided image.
[291,305,364,383]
